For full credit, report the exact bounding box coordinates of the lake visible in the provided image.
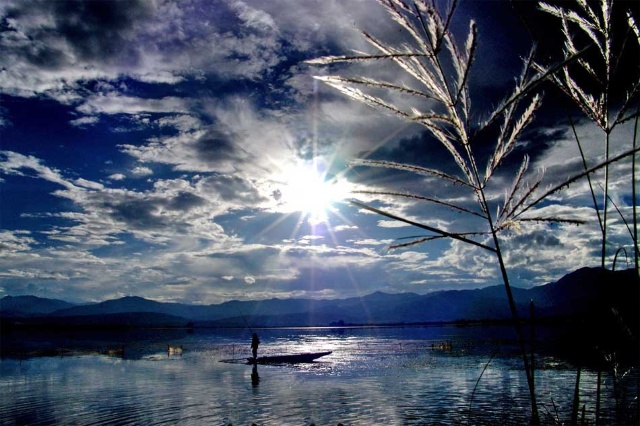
[0,326,637,425]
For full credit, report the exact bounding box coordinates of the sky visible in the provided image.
[0,0,638,304]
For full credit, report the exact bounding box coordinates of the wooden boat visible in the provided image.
[247,351,332,364]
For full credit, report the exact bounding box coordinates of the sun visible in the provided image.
[277,161,349,224]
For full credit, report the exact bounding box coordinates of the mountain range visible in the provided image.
[1,267,638,330]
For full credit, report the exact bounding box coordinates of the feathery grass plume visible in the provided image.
[305,0,583,421]
[535,3,639,421]
[537,0,640,270]
[309,1,639,421]
[352,190,485,218]
[515,145,640,217]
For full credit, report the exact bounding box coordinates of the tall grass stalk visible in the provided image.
[309,0,638,423]
[632,110,639,271]
[530,300,535,395]
[537,1,639,422]
[537,0,640,271]
[596,369,602,425]
[307,0,559,421]
[571,366,582,424]
[467,344,500,425]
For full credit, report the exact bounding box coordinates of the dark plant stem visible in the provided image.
[471,139,539,422]
[571,366,582,425]
[517,146,640,217]
[568,112,604,238]
[602,130,611,269]
[471,138,540,423]
[612,248,629,270]
[603,8,612,268]
[606,192,636,241]
[467,344,500,424]
[530,300,535,393]
[632,111,639,273]
[347,199,494,252]
[612,361,621,425]
[491,224,539,424]
[595,369,602,425]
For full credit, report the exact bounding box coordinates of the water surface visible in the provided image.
[1,326,636,425]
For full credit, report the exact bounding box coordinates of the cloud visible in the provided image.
[2,0,635,305]
[74,178,104,190]
[0,0,159,97]
[233,2,277,32]
[197,174,265,206]
[333,224,358,232]
[12,0,355,87]
[108,173,126,181]
[69,116,99,127]
[0,0,312,118]
[352,238,393,246]
[0,151,73,189]
[0,230,36,254]
[377,220,410,228]
[1,150,230,246]
[77,94,191,116]
[131,166,153,177]
[118,97,295,176]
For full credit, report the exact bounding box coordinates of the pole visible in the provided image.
[236,307,254,335]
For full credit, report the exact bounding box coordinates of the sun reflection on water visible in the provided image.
[1,327,637,425]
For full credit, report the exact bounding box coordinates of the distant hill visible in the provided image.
[49,296,197,319]
[44,295,346,322]
[0,295,76,316]
[1,267,637,330]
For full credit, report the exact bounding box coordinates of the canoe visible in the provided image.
[247,351,332,364]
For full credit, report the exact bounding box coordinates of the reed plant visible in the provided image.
[536,1,639,423]
[308,0,639,423]
[537,0,640,272]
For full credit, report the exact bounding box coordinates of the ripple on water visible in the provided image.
[1,328,637,425]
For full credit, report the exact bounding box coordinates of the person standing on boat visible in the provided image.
[251,332,260,359]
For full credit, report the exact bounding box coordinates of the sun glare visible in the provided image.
[279,162,349,224]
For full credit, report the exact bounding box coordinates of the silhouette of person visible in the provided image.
[251,332,260,360]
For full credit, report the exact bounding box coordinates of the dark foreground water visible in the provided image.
[1,326,637,425]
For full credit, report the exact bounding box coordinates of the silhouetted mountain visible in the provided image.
[47,295,334,322]
[0,295,76,316]
[528,267,639,316]
[1,267,637,329]
[49,296,197,318]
